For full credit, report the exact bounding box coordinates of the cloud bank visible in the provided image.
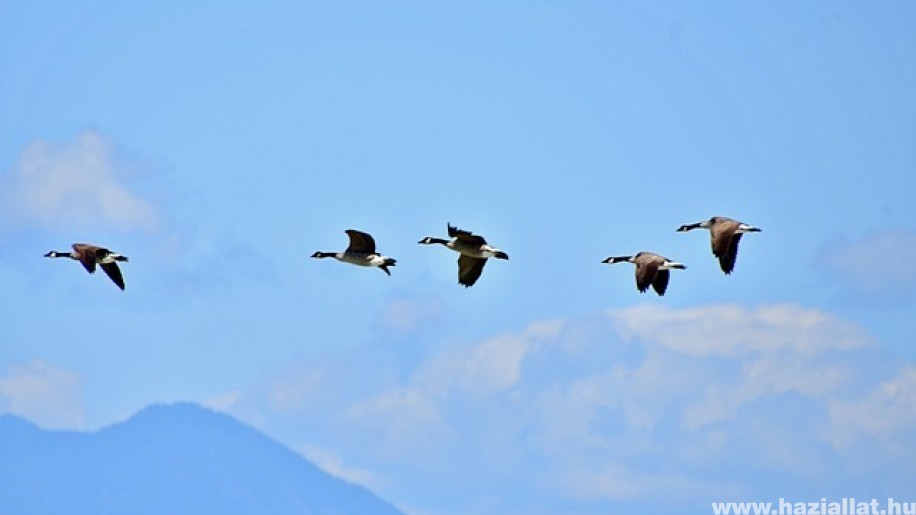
[224,303,915,514]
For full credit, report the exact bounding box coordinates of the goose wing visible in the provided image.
[71,243,99,273]
[345,230,377,254]
[457,254,487,287]
[100,262,126,290]
[718,233,743,274]
[448,224,487,246]
[652,269,670,296]
[709,220,738,258]
[634,259,659,293]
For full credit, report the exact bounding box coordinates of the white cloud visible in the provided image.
[1,130,159,233]
[0,360,86,429]
[609,303,870,357]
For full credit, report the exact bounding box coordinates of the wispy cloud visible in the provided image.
[296,444,385,490]
[0,360,86,430]
[374,295,447,334]
[411,320,563,397]
[0,130,160,234]
[820,230,916,300]
[610,303,871,357]
[827,364,916,448]
[223,303,914,514]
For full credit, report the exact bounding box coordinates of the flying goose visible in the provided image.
[418,223,508,287]
[312,229,397,275]
[602,252,686,296]
[677,216,761,274]
[44,243,129,290]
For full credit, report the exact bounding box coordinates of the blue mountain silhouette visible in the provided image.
[0,402,403,515]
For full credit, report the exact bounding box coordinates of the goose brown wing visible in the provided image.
[71,243,98,273]
[457,254,487,287]
[710,221,737,258]
[345,230,377,254]
[635,260,659,293]
[100,262,126,290]
[718,233,743,274]
[652,269,670,296]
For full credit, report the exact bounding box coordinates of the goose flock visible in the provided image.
[45,216,760,294]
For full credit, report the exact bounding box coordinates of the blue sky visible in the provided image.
[2,1,915,513]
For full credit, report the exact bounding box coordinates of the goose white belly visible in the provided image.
[337,252,376,266]
[448,241,500,259]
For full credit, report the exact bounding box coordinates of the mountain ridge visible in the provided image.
[0,402,403,515]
